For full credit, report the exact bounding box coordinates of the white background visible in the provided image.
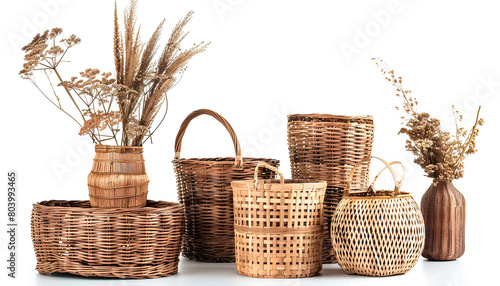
[1,0,499,285]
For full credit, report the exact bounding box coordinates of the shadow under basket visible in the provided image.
[31,200,184,279]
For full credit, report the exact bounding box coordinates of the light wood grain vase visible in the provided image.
[232,163,326,278]
[287,114,374,263]
[332,156,425,277]
[88,145,149,208]
[421,181,465,260]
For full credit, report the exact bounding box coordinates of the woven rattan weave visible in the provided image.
[287,113,374,263]
[88,145,149,208]
[31,200,183,279]
[332,157,425,277]
[173,109,279,262]
[232,163,326,278]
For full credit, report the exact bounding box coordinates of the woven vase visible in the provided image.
[421,181,465,260]
[88,145,149,208]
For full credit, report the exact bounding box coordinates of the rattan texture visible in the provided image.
[173,109,279,262]
[287,113,374,263]
[332,157,425,277]
[31,200,183,279]
[88,145,149,208]
[232,163,326,279]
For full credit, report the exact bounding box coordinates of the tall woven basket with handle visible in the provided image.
[173,109,279,262]
[232,163,326,278]
[287,113,374,263]
[332,156,425,277]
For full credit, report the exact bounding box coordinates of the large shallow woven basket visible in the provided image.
[287,113,374,263]
[31,200,183,279]
[88,145,149,208]
[173,109,279,262]
[332,157,425,277]
[232,163,326,278]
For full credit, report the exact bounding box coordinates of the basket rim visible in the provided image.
[173,157,279,165]
[95,144,144,153]
[288,113,373,121]
[33,200,182,212]
[342,191,414,200]
[232,179,327,188]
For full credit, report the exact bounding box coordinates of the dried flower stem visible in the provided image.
[455,106,481,166]
[373,57,484,182]
[20,0,209,146]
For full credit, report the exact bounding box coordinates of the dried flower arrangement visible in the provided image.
[19,0,209,146]
[373,58,484,183]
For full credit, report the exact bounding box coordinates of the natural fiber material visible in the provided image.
[332,157,425,277]
[232,163,326,279]
[173,109,279,262]
[287,113,374,263]
[31,200,183,279]
[88,144,149,208]
[421,181,465,260]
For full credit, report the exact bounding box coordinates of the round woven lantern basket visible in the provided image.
[332,157,425,277]
[232,163,326,279]
[31,200,184,279]
[287,113,374,263]
[173,109,279,262]
[88,145,149,208]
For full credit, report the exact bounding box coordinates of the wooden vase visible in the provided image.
[420,181,465,260]
[88,145,149,208]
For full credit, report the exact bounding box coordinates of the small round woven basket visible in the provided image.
[287,113,374,263]
[31,200,183,279]
[173,109,279,262]
[332,157,425,277]
[232,163,326,279]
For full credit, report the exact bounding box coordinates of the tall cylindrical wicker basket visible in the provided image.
[173,109,279,262]
[232,163,326,278]
[287,114,374,263]
[332,157,425,277]
[88,145,149,208]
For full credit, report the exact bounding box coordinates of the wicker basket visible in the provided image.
[88,145,149,208]
[287,113,374,263]
[31,200,183,279]
[332,157,425,277]
[232,163,326,278]
[173,109,279,262]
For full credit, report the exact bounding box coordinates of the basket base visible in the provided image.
[35,259,180,279]
[235,268,321,279]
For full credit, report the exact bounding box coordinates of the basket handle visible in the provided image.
[254,162,284,188]
[346,156,405,196]
[174,109,242,167]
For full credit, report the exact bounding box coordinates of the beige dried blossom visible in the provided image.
[20,0,209,146]
[373,58,484,183]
